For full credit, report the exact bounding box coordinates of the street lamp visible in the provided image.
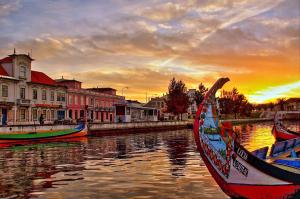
[122,87,129,96]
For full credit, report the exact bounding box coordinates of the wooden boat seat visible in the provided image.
[270,138,300,157]
[274,159,300,169]
[252,146,268,160]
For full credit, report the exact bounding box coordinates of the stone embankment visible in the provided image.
[88,121,191,136]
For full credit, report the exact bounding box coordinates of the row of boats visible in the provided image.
[194,77,300,199]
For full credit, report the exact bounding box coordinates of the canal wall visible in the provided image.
[88,121,191,136]
[0,118,274,135]
[0,121,191,134]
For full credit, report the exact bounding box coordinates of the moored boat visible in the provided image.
[0,123,87,145]
[272,112,300,141]
[194,78,300,199]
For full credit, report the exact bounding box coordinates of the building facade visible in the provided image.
[56,78,124,123]
[115,100,158,123]
[0,53,67,125]
[187,89,197,117]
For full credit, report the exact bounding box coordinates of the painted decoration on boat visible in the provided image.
[194,77,300,199]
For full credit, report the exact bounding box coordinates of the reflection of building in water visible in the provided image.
[0,141,86,198]
[162,131,190,177]
[0,130,194,198]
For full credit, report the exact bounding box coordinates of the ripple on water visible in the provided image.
[1,122,296,199]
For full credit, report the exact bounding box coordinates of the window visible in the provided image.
[81,96,84,105]
[46,110,50,121]
[57,92,66,102]
[20,109,26,121]
[2,85,8,97]
[42,90,47,100]
[51,110,54,120]
[62,93,66,102]
[20,88,25,99]
[20,66,26,78]
[90,98,94,106]
[126,107,130,115]
[42,110,46,120]
[69,95,73,105]
[32,89,38,100]
[32,109,37,121]
[50,91,54,101]
[75,95,78,104]
[75,110,78,119]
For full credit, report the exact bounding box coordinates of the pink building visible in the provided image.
[56,78,124,123]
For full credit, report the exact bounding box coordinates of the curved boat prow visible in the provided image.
[194,77,300,199]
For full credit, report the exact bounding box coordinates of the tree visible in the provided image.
[219,88,253,118]
[165,78,189,120]
[277,98,286,111]
[194,83,208,106]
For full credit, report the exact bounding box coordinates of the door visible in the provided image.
[2,108,7,125]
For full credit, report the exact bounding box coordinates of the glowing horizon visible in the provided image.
[0,0,299,103]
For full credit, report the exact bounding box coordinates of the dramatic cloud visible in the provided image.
[0,0,299,102]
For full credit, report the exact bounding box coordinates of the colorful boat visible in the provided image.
[194,78,300,199]
[0,123,87,145]
[272,112,300,141]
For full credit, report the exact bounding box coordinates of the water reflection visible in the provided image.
[0,122,298,199]
[164,134,189,177]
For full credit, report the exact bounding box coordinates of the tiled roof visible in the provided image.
[31,70,56,86]
[0,57,13,63]
[0,64,9,76]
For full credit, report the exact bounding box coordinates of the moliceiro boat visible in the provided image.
[0,123,87,144]
[272,112,300,141]
[194,78,300,199]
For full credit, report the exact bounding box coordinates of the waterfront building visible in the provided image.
[115,100,158,123]
[56,78,124,123]
[145,96,170,120]
[284,98,300,111]
[187,89,197,117]
[0,52,67,125]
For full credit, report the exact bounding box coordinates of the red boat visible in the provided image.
[272,113,300,141]
[194,78,300,199]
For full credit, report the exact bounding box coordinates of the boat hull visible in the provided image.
[272,125,300,141]
[0,123,87,145]
[193,78,300,198]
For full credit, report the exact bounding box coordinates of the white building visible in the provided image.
[0,52,67,125]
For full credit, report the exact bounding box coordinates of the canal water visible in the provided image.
[0,122,298,199]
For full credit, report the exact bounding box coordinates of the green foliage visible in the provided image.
[194,83,208,106]
[219,88,253,119]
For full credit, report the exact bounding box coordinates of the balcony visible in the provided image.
[95,107,115,112]
[17,99,31,106]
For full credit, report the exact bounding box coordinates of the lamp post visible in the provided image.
[121,87,129,97]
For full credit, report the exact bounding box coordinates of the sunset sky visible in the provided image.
[0,0,299,103]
